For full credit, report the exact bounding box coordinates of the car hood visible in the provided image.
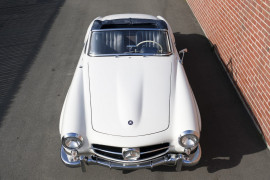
[88,56,172,136]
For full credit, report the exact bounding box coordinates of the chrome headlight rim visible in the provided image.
[179,130,199,149]
[62,133,83,150]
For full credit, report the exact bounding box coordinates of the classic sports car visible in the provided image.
[59,14,201,172]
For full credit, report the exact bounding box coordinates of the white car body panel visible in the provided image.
[88,56,171,136]
[59,13,202,170]
[60,54,200,150]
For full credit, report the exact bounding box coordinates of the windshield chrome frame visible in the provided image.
[91,28,168,32]
[88,28,172,57]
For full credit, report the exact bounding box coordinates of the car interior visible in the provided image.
[89,30,168,55]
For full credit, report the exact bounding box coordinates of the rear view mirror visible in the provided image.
[179,48,188,64]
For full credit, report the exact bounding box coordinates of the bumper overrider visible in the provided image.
[60,145,201,170]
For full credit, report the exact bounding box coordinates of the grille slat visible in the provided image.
[92,143,169,161]
[92,147,122,155]
[140,146,169,155]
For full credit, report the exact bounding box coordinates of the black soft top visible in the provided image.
[91,18,168,30]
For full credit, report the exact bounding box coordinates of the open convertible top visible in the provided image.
[91,18,168,30]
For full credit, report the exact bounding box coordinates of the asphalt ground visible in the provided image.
[0,0,270,179]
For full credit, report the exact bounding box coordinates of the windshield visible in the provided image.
[89,29,171,56]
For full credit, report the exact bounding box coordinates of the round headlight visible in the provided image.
[62,133,83,150]
[179,130,199,149]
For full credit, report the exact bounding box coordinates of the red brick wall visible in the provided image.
[187,0,270,147]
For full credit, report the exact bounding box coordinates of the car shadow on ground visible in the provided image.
[151,32,267,173]
[0,0,65,126]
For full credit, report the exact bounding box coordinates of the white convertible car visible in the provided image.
[59,14,201,172]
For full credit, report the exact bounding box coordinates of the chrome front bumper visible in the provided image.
[61,145,201,170]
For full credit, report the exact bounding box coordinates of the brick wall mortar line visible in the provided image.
[242,1,270,29]
[247,0,270,18]
[186,0,270,148]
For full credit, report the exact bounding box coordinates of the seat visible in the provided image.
[91,31,124,54]
[104,31,124,53]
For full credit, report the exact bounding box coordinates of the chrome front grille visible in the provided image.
[92,143,170,161]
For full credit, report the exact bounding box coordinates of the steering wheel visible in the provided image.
[136,40,163,53]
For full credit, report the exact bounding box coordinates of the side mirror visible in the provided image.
[179,48,188,64]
